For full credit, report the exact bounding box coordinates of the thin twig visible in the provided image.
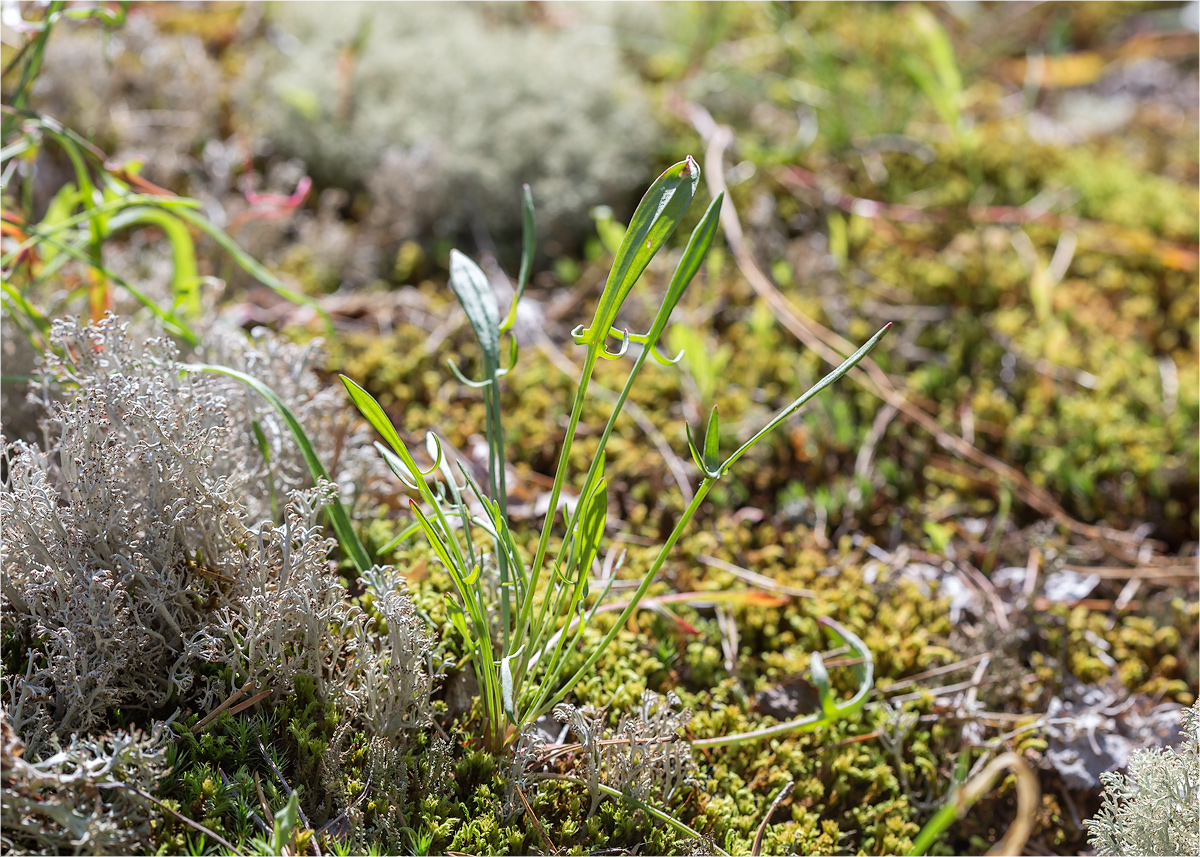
[514,783,557,854]
[878,654,988,693]
[531,773,729,856]
[751,780,794,857]
[254,770,272,822]
[1063,563,1198,580]
[220,766,272,834]
[226,688,273,719]
[887,675,995,706]
[697,554,816,598]
[957,561,1011,632]
[258,737,321,856]
[95,782,239,854]
[191,677,256,733]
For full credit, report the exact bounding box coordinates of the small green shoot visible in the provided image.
[343,158,890,752]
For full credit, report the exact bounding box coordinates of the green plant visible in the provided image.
[0,2,324,350]
[342,158,889,752]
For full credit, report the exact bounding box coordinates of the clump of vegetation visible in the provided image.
[256,2,658,247]
[344,159,886,754]
[0,713,171,855]
[1,316,433,772]
[2,3,1196,855]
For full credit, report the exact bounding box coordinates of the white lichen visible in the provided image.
[1086,701,1200,857]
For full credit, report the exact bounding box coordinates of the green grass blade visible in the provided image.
[721,323,891,473]
[189,364,372,573]
[171,207,333,336]
[500,183,536,333]
[703,405,720,474]
[691,617,873,749]
[19,226,198,345]
[105,206,201,316]
[644,192,724,345]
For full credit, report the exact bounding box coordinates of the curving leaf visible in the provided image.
[645,192,724,345]
[582,157,700,345]
[190,364,371,573]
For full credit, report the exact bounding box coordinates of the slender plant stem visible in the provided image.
[531,478,714,724]
[519,347,599,643]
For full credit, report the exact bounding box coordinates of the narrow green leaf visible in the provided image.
[36,182,79,268]
[1,193,203,268]
[448,249,500,366]
[190,364,372,573]
[721,323,891,473]
[583,157,701,345]
[105,206,201,316]
[171,206,333,335]
[684,420,708,475]
[819,616,874,718]
[269,784,299,854]
[703,405,720,474]
[375,441,419,490]
[19,225,199,345]
[501,184,536,332]
[645,192,724,345]
[410,501,465,588]
[378,521,421,555]
[444,594,473,643]
[577,478,608,582]
[251,419,278,521]
[500,645,525,721]
[340,376,412,467]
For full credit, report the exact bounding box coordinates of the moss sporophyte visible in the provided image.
[342,157,890,753]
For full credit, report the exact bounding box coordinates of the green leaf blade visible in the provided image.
[646,191,724,345]
[584,156,701,344]
[449,249,501,366]
[190,364,372,574]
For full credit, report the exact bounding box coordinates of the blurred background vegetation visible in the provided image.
[3,2,1197,855]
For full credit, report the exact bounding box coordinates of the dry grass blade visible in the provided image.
[514,783,556,854]
[191,678,256,734]
[905,751,1040,856]
[95,782,239,854]
[698,554,816,598]
[220,767,271,834]
[227,687,274,718]
[1064,563,1199,580]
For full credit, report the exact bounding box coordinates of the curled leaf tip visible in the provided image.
[683,155,699,177]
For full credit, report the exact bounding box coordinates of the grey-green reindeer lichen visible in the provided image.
[0,715,170,855]
[343,157,890,753]
[1,316,433,780]
[256,2,657,246]
[1087,701,1200,857]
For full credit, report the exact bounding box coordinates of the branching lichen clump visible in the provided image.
[1087,701,1200,857]
[0,713,170,855]
[1,316,433,851]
